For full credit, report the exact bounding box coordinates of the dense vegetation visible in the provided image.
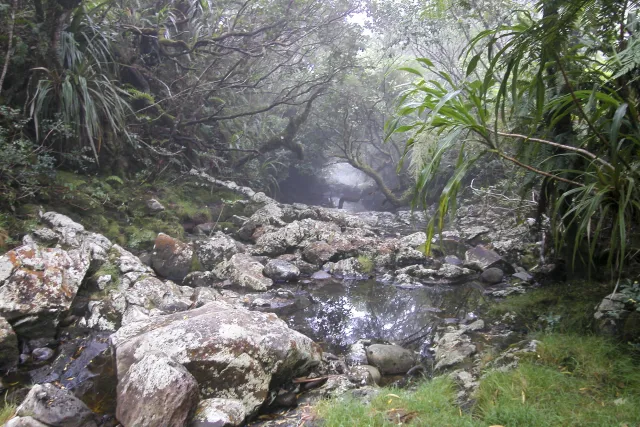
[0,0,639,268]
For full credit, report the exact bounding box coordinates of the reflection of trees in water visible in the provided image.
[285,281,484,353]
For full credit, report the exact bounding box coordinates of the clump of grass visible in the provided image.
[0,402,16,424]
[357,255,374,274]
[315,376,476,426]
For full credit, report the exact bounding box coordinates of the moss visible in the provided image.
[92,262,120,285]
[125,227,158,251]
[357,255,374,273]
[190,252,203,273]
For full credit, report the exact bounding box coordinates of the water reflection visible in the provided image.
[281,280,485,354]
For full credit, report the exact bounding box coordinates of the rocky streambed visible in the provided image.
[1,176,589,427]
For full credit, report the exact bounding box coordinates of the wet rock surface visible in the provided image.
[15,383,98,427]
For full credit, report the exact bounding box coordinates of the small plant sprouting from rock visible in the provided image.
[357,255,374,274]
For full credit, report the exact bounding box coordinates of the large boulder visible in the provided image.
[263,259,300,281]
[214,254,273,291]
[395,247,427,267]
[117,352,199,427]
[365,344,415,375]
[83,245,194,331]
[5,417,49,426]
[0,315,18,373]
[0,245,90,338]
[237,204,288,241]
[151,233,194,282]
[14,383,97,427]
[302,241,336,265]
[194,232,241,271]
[110,302,321,418]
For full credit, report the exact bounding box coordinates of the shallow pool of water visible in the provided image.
[279,279,486,355]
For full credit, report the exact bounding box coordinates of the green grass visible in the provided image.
[315,376,475,426]
[0,402,16,424]
[357,255,375,274]
[477,334,640,427]
[315,334,640,426]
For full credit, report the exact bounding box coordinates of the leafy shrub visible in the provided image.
[0,106,55,207]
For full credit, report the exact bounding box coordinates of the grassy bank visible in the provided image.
[316,281,640,426]
[315,333,640,426]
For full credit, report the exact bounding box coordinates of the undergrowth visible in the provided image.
[487,280,613,333]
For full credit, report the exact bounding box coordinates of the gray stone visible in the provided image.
[151,233,194,282]
[191,398,246,427]
[253,219,340,257]
[263,259,300,281]
[116,352,199,427]
[193,222,216,236]
[5,417,49,427]
[214,254,273,291]
[182,271,222,288]
[194,232,240,271]
[146,198,166,213]
[311,271,332,280]
[347,364,381,386]
[480,267,504,284]
[444,255,463,265]
[16,383,97,427]
[325,257,365,279]
[345,341,368,366]
[0,316,18,372]
[399,232,427,248]
[302,241,336,265]
[31,347,55,362]
[237,204,287,241]
[465,245,515,274]
[395,247,426,267]
[40,212,85,247]
[434,329,477,370]
[191,287,220,308]
[512,271,534,283]
[110,302,321,418]
[365,344,415,375]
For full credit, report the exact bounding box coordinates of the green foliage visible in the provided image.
[31,29,131,163]
[391,1,640,276]
[0,401,16,425]
[0,106,56,207]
